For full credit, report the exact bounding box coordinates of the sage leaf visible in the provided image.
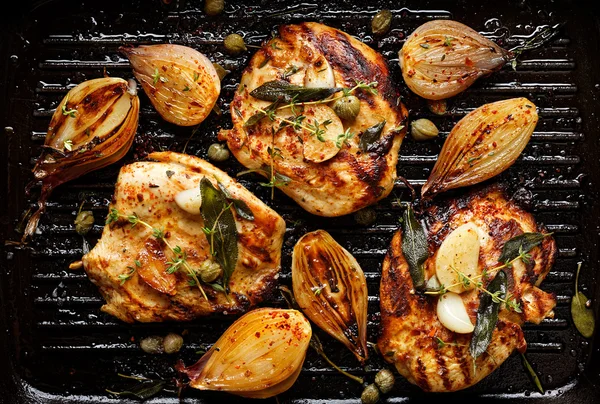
[401,204,427,290]
[470,270,507,360]
[106,380,165,399]
[217,182,255,221]
[243,100,281,128]
[498,232,548,263]
[359,120,386,152]
[571,262,595,338]
[250,79,341,103]
[520,352,544,394]
[200,178,238,292]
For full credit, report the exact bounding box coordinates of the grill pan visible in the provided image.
[1,0,599,402]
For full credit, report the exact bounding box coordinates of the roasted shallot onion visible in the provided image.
[121,44,220,126]
[292,230,369,363]
[25,77,139,241]
[177,308,311,398]
[422,98,538,198]
[400,20,509,100]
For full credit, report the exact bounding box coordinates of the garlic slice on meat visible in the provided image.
[304,56,336,89]
[121,44,220,126]
[400,20,509,100]
[177,308,311,398]
[435,223,481,294]
[437,292,474,334]
[299,105,344,163]
[292,230,369,363]
[422,98,538,198]
[174,188,202,215]
[25,77,140,241]
[136,238,177,295]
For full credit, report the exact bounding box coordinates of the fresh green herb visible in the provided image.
[250,79,342,103]
[61,96,77,118]
[165,170,175,178]
[270,41,282,50]
[237,83,246,93]
[313,285,325,296]
[63,139,74,151]
[467,155,482,166]
[435,337,467,348]
[571,262,595,338]
[200,178,238,293]
[336,128,354,148]
[306,119,332,142]
[401,204,427,290]
[444,36,453,47]
[520,353,544,394]
[152,68,167,85]
[258,56,271,69]
[193,72,200,82]
[509,23,564,67]
[118,266,137,285]
[282,64,299,79]
[441,54,446,61]
[359,120,386,152]
[217,182,255,221]
[183,85,191,92]
[470,270,507,360]
[106,209,208,300]
[243,100,280,128]
[106,374,166,400]
[498,232,551,264]
[420,43,430,49]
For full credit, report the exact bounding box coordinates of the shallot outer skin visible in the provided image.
[121,44,220,126]
[400,20,510,100]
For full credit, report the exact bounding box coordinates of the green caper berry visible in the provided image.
[207,143,230,162]
[223,34,247,56]
[361,384,380,404]
[199,260,223,283]
[163,333,184,354]
[212,63,229,81]
[410,118,439,141]
[140,335,164,354]
[371,10,392,36]
[332,95,360,121]
[374,368,395,394]
[353,208,377,226]
[74,210,94,235]
[204,0,224,16]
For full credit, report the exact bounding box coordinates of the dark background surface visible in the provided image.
[1,0,600,402]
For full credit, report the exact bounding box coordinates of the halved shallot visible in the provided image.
[25,77,139,241]
[292,230,369,363]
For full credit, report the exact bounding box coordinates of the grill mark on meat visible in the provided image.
[415,357,431,391]
[453,343,472,387]
[434,346,452,391]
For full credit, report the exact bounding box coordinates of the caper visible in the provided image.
[212,63,229,81]
[361,384,380,404]
[332,95,360,121]
[74,210,94,235]
[163,333,184,354]
[199,260,223,283]
[411,119,439,141]
[140,335,164,354]
[427,99,447,115]
[371,10,392,36]
[207,143,230,162]
[353,208,377,226]
[374,368,395,394]
[223,33,247,56]
[204,0,224,16]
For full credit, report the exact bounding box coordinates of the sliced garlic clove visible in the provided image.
[437,292,474,334]
[175,188,202,215]
[303,56,335,89]
[435,222,481,294]
[297,104,344,163]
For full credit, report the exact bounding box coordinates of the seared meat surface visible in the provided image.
[378,185,556,392]
[83,152,286,322]
[219,22,407,216]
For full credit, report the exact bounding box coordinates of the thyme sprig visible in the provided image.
[61,95,77,117]
[106,209,208,300]
[424,248,536,313]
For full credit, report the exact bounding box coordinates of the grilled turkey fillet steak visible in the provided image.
[378,185,556,392]
[219,22,407,216]
[83,152,285,322]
